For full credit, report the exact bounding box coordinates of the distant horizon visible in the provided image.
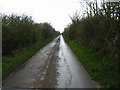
[1,0,83,33]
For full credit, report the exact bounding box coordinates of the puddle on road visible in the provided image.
[57,35,74,88]
[57,46,72,88]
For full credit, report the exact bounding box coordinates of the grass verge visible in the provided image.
[63,36,119,88]
[3,37,55,78]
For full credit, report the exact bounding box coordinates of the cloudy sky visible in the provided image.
[1,0,85,33]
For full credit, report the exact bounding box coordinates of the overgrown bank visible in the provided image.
[3,37,56,78]
[63,36,119,88]
[2,14,60,78]
[63,1,120,88]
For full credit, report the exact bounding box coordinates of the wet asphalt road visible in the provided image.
[3,35,96,88]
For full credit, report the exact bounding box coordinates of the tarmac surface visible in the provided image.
[3,35,96,88]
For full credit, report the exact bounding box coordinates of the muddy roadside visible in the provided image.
[34,37,60,88]
[2,37,60,88]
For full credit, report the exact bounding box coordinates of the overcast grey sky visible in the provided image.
[1,0,84,33]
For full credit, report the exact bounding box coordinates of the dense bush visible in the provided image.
[63,1,120,60]
[63,1,120,87]
[2,14,59,55]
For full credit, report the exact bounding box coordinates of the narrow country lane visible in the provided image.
[3,35,96,88]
